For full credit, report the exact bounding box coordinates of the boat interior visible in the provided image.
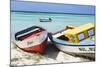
[57,35,69,41]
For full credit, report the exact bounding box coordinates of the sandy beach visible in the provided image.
[11,41,93,66]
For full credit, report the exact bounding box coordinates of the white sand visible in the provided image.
[11,42,90,66]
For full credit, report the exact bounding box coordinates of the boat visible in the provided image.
[14,26,48,53]
[40,18,52,22]
[48,23,95,58]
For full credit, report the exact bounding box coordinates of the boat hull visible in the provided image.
[48,33,95,58]
[14,26,48,53]
[55,44,95,54]
[55,43,95,60]
[16,38,48,53]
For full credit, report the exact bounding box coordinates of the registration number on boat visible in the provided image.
[79,47,95,51]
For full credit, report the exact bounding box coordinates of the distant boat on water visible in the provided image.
[40,18,52,22]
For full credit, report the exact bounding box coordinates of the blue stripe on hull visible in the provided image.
[48,33,95,46]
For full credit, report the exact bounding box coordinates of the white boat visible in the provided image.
[48,23,95,59]
[40,18,52,22]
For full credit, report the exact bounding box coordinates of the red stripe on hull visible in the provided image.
[17,38,48,53]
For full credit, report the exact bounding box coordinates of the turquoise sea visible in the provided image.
[11,12,95,39]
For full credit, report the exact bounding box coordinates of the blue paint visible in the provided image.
[11,1,95,15]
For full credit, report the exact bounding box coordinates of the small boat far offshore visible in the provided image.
[48,23,95,59]
[40,18,52,22]
[14,26,48,53]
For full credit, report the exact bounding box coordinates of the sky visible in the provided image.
[12,0,95,5]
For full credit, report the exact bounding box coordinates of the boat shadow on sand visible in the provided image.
[43,42,95,61]
[44,42,60,59]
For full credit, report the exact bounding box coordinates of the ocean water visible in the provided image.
[11,12,95,39]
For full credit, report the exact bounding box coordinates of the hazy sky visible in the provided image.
[13,0,95,5]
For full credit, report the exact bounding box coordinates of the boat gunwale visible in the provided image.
[48,33,95,46]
